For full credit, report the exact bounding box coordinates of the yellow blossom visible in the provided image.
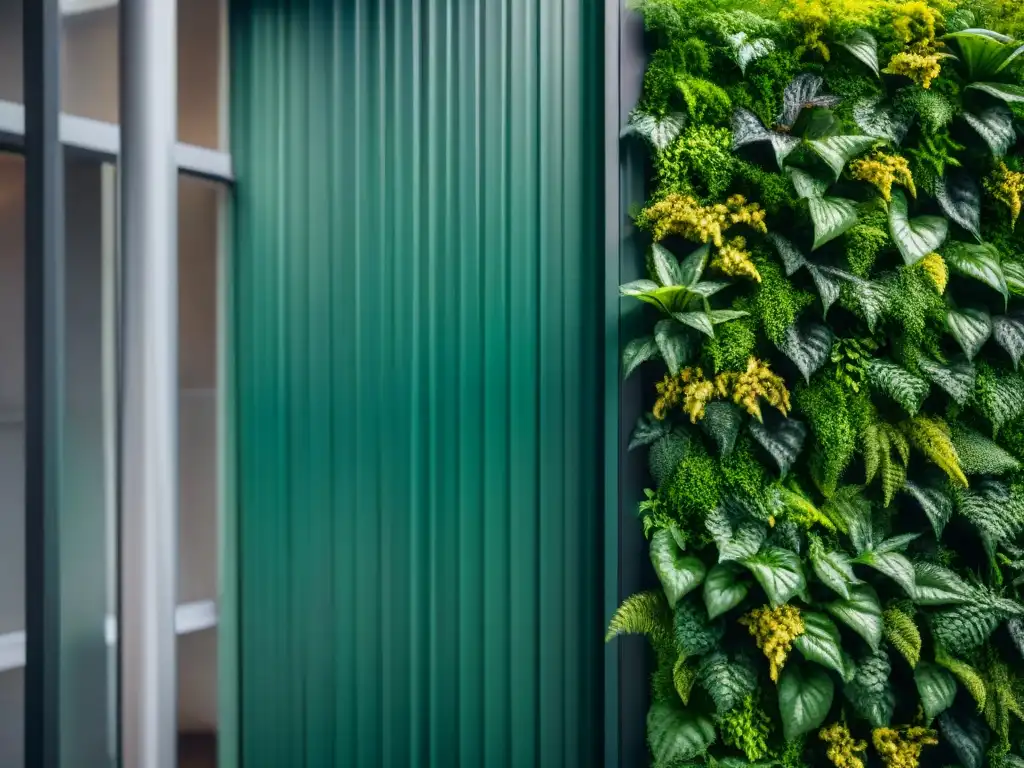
[712,237,762,283]
[653,373,683,421]
[653,368,716,423]
[892,1,939,49]
[641,194,767,246]
[872,726,938,768]
[849,152,916,202]
[917,252,947,294]
[740,604,805,682]
[883,51,942,88]
[715,357,791,422]
[820,722,867,768]
[986,162,1024,229]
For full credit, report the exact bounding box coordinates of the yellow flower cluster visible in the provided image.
[986,162,1024,229]
[642,194,767,246]
[849,152,916,202]
[653,368,716,423]
[892,1,939,48]
[917,252,947,294]
[740,604,805,682]
[716,358,792,423]
[820,722,867,768]
[781,0,894,60]
[883,51,942,88]
[712,237,762,283]
[872,727,938,768]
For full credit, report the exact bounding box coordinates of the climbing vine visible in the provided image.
[610,0,1024,765]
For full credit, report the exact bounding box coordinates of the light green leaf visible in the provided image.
[889,189,948,264]
[826,584,883,650]
[650,529,706,608]
[678,244,710,287]
[651,243,685,286]
[708,309,750,325]
[809,196,859,250]
[993,313,1024,369]
[629,413,672,451]
[789,169,829,202]
[794,611,847,677]
[946,307,992,360]
[654,319,696,375]
[808,135,878,179]
[946,30,1024,79]
[912,562,973,605]
[622,110,687,151]
[647,703,716,765]
[856,550,916,595]
[726,32,776,75]
[701,402,744,457]
[902,481,954,538]
[917,357,976,406]
[866,359,930,415]
[944,242,1008,306]
[1004,261,1024,295]
[778,322,833,383]
[703,562,750,620]
[674,311,715,337]
[840,29,880,76]
[749,417,807,477]
[741,547,806,606]
[915,662,957,720]
[964,105,1015,157]
[810,543,859,599]
[966,81,1024,103]
[623,336,659,379]
[936,171,982,241]
[778,664,834,742]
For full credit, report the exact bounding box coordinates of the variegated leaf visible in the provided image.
[964,105,1015,157]
[706,505,768,562]
[629,412,672,451]
[651,243,685,286]
[674,311,715,337]
[912,561,973,605]
[946,307,992,360]
[903,480,953,538]
[749,417,807,477]
[621,110,687,151]
[993,313,1024,369]
[726,32,776,74]
[918,356,976,405]
[866,359,930,415]
[936,171,982,241]
[811,546,860,599]
[654,319,696,375]
[622,335,659,379]
[977,369,1024,434]
[731,107,800,168]
[840,30,880,76]
[944,242,1008,306]
[777,73,841,129]
[701,401,744,456]
[853,97,911,145]
[1005,261,1024,296]
[778,322,834,383]
[678,243,710,286]
[856,550,917,595]
[767,232,808,275]
[650,529,706,608]
[808,135,878,179]
[826,584,883,650]
[889,190,949,264]
[807,264,843,316]
[844,275,888,331]
[789,169,830,201]
[957,480,1023,543]
[809,196,859,250]
[965,82,1024,103]
[794,612,847,677]
[742,546,807,606]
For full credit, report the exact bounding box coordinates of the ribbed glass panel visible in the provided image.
[230,1,604,765]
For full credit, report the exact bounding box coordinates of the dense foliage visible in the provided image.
[609,1,1024,765]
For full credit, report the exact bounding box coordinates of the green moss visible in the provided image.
[721,437,774,505]
[641,47,686,115]
[885,265,946,368]
[752,256,815,346]
[895,86,957,135]
[999,417,1024,463]
[665,440,722,521]
[735,160,796,214]
[721,694,773,761]
[678,75,733,125]
[655,125,736,200]
[702,310,758,372]
[728,50,801,127]
[796,376,857,495]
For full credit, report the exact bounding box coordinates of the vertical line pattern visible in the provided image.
[231,0,604,764]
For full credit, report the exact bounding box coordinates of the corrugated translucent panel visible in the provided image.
[229,0,605,765]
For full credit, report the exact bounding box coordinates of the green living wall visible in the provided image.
[610,1,1024,766]
[229,1,604,765]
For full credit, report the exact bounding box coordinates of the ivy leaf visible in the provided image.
[844,650,895,727]
[741,546,807,606]
[936,171,982,241]
[944,242,1008,306]
[950,425,1021,474]
[705,506,768,562]
[622,110,687,151]
[915,662,958,720]
[938,709,989,768]
[703,562,750,620]
[808,135,879,179]
[809,196,859,250]
[826,584,883,650]
[778,664,835,742]
[856,550,917,596]
[789,169,830,202]
[767,232,809,275]
[993,313,1024,369]
[732,107,800,169]
[902,480,954,538]
[629,413,672,451]
[917,565,970,606]
[697,652,758,714]
[966,81,1024,103]
[840,30,880,76]
[964,105,1015,157]
[647,703,717,765]
[866,359,930,415]
[794,611,848,678]
[778,74,841,130]
[946,307,992,360]
[623,336,659,379]
[749,417,807,477]
[807,264,845,317]
[1004,261,1024,296]
[853,96,911,145]
[889,189,949,265]
[917,356,976,406]
[701,402,744,457]
[726,32,776,75]
[778,322,834,383]
[650,529,707,608]
[811,545,860,599]
[655,319,697,375]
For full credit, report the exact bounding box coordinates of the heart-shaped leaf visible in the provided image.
[964,105,1015,157]
[778,74,841,129]
[701,401,744,457]
[916,662,958,720]
[704,562,750,620]
[789,169,830,201]
[808,135,879,179]
[889,189,949,264]
[794,611,847,677]
[650,529,707,608]
[726,32,776,74]
[911,562,973,605]
[705,506,768,563]
[902,480,954,538]
[944,242,1008,306]
[993,313,1024,368]
[655,319,697,375]
[809,196,859,250]
[749,417,808,477]
[647,703,717,765]
[826,584,883,650]
[742,546,807,606]
[810,543,860,599]
[807,265,847,317]
[623,336,659,379]
[853,96,912,145]
[778,322,834,383]
[936,171,982,241]
[629,413,672,451]
[778,664,834,742]
[917,356,977,405]
[622,110,687,151]
[866,359,930,415]
[732,107,801,168]
[946,307,992,360]
[840,30,880,76]
[856,550,917,595]
[844,275,889,331]
[767,232,809,276]
[966,81,1024,103]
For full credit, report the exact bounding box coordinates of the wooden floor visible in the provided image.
[179,733,216,768]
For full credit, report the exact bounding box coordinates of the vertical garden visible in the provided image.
[608,0,1024,766]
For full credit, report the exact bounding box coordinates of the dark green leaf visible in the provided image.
[937,170,982,241]
[807,264,844,316]
[789,169,829,202]
[810,543,859,599]
[623,336,659,379]
[731,107,800,168]
[889,189,949,265]
[950,425,1020,474]
[902,480,954,538]
[964,105,1015,157]
[808,135,878,179]
[622,110,687,151]
[700,401,744,457]
[779,74,841,129]
[654,319,697,375]
[703,562,750,620]
[675,600,725,656]
[844,650,895,727]
[931,601,1003,654]
[856,550,916,595]
[947,29,1024,79]
[938,709,989,768]
[647,703,717,765]
[749,417,807,477]
[944,242,1008,306]
[946,307,992,360]
[778,322,834,383]
[912,562,973,605]
[650,529,706,608]
[697,652,757,714]
[778,664,834,742]
[840,30,880,76]
[651,243,685,286]
[826,584,883,650]
[866,359,930,415]
[853,96,911,145]
[741,546,806,606]
[674,311,715,337]
[809,196,859,250]
[705,506,768,563]
[966,81,1024,103]
[915,662,957,720]
[794,611,847,677]
[678,244,710,287]
[767,232,808,275]
[917,357,977,405]
[993,313,1024,369]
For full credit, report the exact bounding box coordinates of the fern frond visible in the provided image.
[884,607,922,668]
[673,654,698,705]
[862,419,883,485]
[881,447,908,508]
[931,602,1003,655]
[950,425,1021,476]
[937,653,987,711]
[902,416,968,488]
[607,591,674,657]
[956,481,1024,544]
